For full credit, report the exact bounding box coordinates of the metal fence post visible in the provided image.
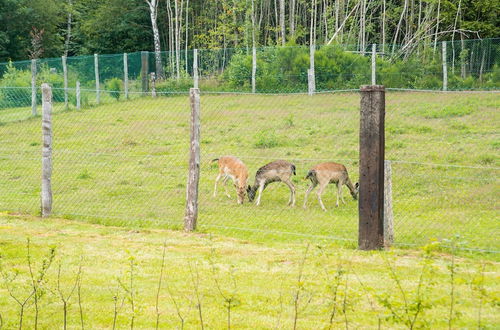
[252,46,257,93]
[193,49,199,89]
[62,55,68,109]
[442,41,448,91]
[41,83,53,217]
[371,43,376,85]
[141,51,149,93]
[184,88,201,232]
[308,44,316,95]
[359,85,385,250]
[384,160,394,247]
[31,59,37,116]
[94,53,100,104]
[124,52,129,99]
[76,81,81,110]
[150,72,157,97]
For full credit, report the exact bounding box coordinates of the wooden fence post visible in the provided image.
[62,55,68,109]
[94,53,100,104]
[150,72,157,97]
[252,46,257,93]
[308,44,316,95]
[76,81,81,110]
[371,44,376,85]
[193,49,199,89]
[442,41,448,91]
[31,59,37,116]
[384,160,394,247]
[359,85,385,250]
[41,83,53,217]
[124,52,129,99]
[141,51,149,93]
[184,88,201,232]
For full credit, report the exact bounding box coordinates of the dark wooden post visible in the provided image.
[184,88,201,231]
[141,51,149,93]
[359,85,385,250]
[41,83,53,217]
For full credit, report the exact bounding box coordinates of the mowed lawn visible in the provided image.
[0,91,498,251]
[0,213,498,329]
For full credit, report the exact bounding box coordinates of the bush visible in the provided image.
[106,78,122,100]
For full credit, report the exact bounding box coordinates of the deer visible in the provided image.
[212,156,249,204]
[247,160,296,206]
[303,162,359,211]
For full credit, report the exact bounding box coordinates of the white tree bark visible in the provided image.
[145,0,165,80]
[64,0,73,56]
[252,0,257,93]
[41,83,53,217]
[279,0,285,45]
[289,0,295,39]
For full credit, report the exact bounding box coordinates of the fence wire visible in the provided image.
[0,87,498,253]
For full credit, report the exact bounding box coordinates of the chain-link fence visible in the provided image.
[0,86,498,253]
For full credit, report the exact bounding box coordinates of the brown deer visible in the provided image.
[212,156,249,204]
[247,160,296,206]
[303,162,359,211]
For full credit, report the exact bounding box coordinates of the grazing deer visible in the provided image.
[247,160,296,206]
[212,156,249,204]
[303,162,359,211]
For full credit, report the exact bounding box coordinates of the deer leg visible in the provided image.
[303,182,317,209]
[222,175,231,198]
[283,179,296,207]
[340,182,346,205]
[213,173,222,197]
[317,182,328,211]
[255,182,265,206]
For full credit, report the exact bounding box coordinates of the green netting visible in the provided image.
[0,38,498,109]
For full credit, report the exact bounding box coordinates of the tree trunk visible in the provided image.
[64,0,73,57]
[146,0,165,80]
[279,0,285,45]
[290,0,295,39]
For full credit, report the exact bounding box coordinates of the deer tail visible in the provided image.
[305,169,316,180]
[291,164,296,176]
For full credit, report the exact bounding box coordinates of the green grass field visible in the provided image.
[0,212,498,329]
[0,90,498,252]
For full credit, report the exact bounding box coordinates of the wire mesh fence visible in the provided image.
[0,38,498,110]
[0,86,498,253]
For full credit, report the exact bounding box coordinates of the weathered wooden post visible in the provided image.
[442,41,448,91]
[141,51,149,93]
[41,83,53,217]
[359,85,385,250]
[31,59,37,116]
[62,55,68,109]
[76,81,81,110]
[251,46,257,93]
[184,88,201,232]
[150,72,157,97]
[193,49,199,89]
[371,44,377,85]
[384,160,394,247]
[308,44,316,95]
[94,53,100,104]
[124,52,129,99]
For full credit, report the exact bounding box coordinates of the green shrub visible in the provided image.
[106,78,122,100]
[254,130,282,149]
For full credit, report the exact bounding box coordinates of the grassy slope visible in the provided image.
[0,91,498,251]
[0,213,498,329]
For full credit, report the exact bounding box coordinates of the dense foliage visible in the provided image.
[0,0,499,62]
